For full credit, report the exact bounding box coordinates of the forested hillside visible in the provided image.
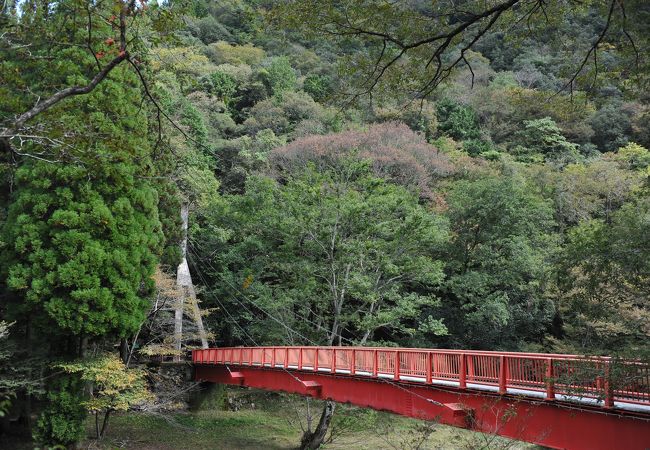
[1,0,648,448]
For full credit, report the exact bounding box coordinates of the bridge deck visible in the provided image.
[193,346,650,450]
[193,346,650,410]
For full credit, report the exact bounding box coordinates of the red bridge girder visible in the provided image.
[193,347,650,450]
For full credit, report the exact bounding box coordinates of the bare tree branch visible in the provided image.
[553,0,616,98]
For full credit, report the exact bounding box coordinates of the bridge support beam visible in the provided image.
[195,365,650,450]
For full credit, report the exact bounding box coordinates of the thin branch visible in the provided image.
[126,57,192,153]
[553,0,616,97]
[616,0,640,73]
[86,3,101,72]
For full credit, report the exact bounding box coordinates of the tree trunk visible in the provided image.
[299,400,336,450]
[119,338,129,364]
[78,335,88,358]
[99,410,111,439]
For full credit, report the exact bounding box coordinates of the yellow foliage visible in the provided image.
[151,47,216,77]
[242,274,254,290]
[59,354,153,413]
[607,142,650,171]
[207,41,265,66]
[505,87,595,123]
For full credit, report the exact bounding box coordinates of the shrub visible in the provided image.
[373,100,438,140]
[205,41,266,66]
[201,71,237,104]
[463,139,493,157]
[194,16,233,44]
[243,91,329,136]
[436,98,481,140]
[260,56,297,97]
[303,74,332,102]
[33,376,86,447]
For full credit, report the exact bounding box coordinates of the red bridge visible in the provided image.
[193,346,650,450]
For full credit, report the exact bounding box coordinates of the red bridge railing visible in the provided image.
[192,346,650,410]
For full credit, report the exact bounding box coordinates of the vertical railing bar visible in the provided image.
[373,350,378,377]
[546,357,555,400]
[604,360,614,408]
[394,351,400,381]
[459,353,467,389]
[499,355,507,394]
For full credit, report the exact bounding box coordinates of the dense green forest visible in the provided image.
[0,0,649,448]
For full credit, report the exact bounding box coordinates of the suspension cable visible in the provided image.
[188,245,445,407]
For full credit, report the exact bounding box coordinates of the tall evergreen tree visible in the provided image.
[0,3,167,442]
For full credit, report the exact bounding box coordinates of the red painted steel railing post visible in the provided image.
[331,349,337,373]
[261,348,265,366]
[545,358,555,400]
[373,350,378,377]
[284,348,289,369]
[239,348,243,365]
[426,352,432,384]
[314,348,319,372]
[604,361,614,408]
[394,351,400,381]
[271,348,276,367]
[459,353,467,389]
[351,349,356,375]
[499,355,507,394]
[298,348,302,370]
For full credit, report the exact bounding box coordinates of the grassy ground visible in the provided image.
[84,388,540,450]
[84,410,537,450]
[1,388,543,449]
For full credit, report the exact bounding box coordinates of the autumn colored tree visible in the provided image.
[269,122,454,199]
[58,355,153,440]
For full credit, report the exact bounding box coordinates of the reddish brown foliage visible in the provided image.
[269,122,454,198]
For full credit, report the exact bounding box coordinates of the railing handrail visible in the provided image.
[193,345,622,361]
[192,346,650,410]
